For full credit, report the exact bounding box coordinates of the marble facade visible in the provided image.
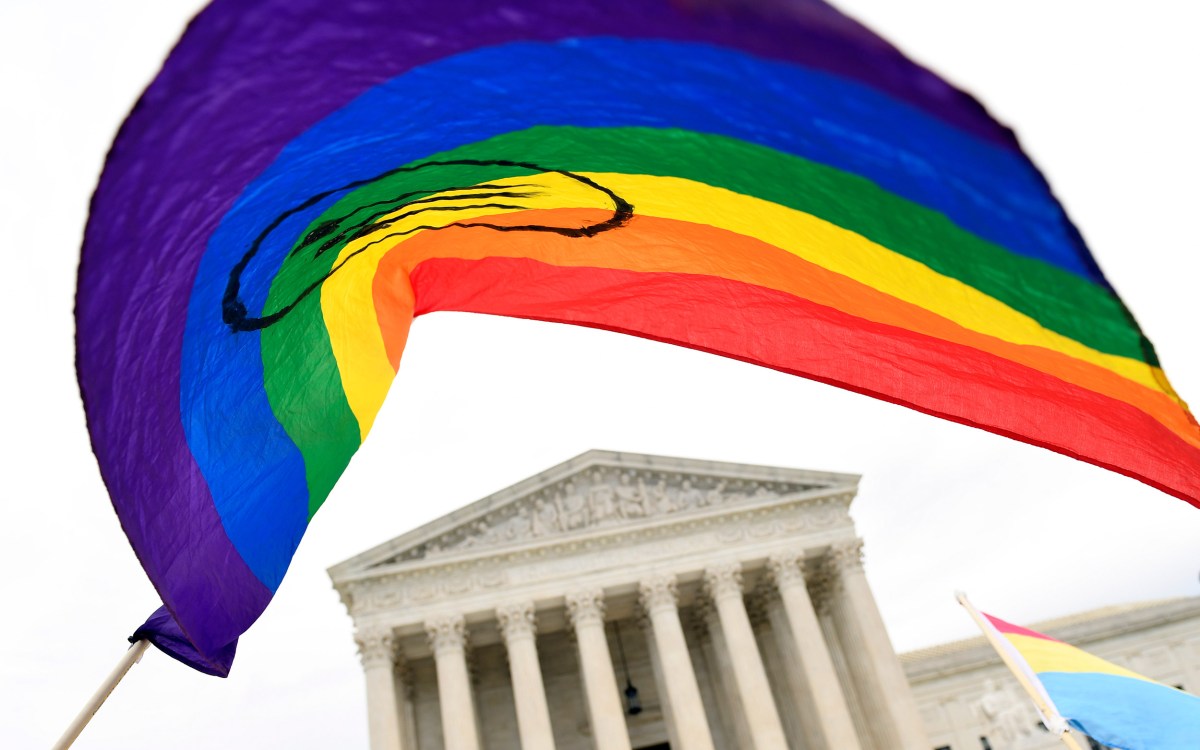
[329,451,930,750]
[903,597,1200,750]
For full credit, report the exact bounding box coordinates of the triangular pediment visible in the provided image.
[329,450,858,579]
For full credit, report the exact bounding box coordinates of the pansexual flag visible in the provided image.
[981,611,1200,749]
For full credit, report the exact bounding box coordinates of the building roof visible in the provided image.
[329,449,859,583]
[901,596,1200,681]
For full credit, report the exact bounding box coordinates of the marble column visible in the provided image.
[639,614,683,750]
[696,601,753,749]
[356,627,407,750]
[703,562,788,750]
[496,602,556,750]
[565,589,632,750]
[827,540,930,750]
[747,591,807,748]
[767,551,863,750]
[395,657,421,750]
[811,571,869,742]
[425,614,481,750]
[639,573,715,750]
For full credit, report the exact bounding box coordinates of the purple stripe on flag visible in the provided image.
[132,606,238,678]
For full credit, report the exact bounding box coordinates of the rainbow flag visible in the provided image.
[75,0,1200,672]
[981,611,1200,749]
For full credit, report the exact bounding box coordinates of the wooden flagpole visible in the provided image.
[51,639,151,750]
[955,592,1086,750]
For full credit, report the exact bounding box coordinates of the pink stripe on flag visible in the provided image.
[983,613,1058,642]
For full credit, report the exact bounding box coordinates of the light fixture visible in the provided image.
[613,621,642,716]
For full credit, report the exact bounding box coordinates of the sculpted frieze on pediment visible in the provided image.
[343,499,853,617]
[379,466,845,565]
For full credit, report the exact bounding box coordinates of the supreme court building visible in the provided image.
[329,451,927,750]
[328,451,1200,750]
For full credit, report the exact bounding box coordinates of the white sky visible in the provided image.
[1,1,1197,747]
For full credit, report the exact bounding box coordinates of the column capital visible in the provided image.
[638,573,679,615]
[828,539,865,574]
[355,626,398,670]
[766,550,807,588]
[396,653,416,700]
[744,587,772,629]
[703,561,744,602]
[684,599,714,642]
[497,601,538,643]
[806,562,839,617]
[425,613,467,656]
[565,589,606,628]
[636,610,653,632]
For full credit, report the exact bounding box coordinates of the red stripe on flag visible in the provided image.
[407,256,1200,508]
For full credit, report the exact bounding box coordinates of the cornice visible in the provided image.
[328,451,859,581]
[334,486,854,599]
[335,494,855,622]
